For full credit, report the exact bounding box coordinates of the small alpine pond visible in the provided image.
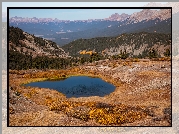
[25,76,116,98]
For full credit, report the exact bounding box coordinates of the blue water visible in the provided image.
[25,76,116,98]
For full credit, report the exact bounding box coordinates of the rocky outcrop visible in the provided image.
[127,9,171,23]
[9,26,69,58]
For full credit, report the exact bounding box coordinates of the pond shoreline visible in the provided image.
[9,59,171,126]
[24,76,116,98]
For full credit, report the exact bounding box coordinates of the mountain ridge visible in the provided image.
[9,26,69,58]
[9,9,171,46]
[9,9,171,23]
[62,32,171,58]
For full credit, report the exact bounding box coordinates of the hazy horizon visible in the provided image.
[2,2,168,22]
[9,9,144,21]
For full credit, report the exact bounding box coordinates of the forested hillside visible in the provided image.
[9,26,68,58]
[8,27,171,70]
[9,26,71,70]
[62,32,171,58]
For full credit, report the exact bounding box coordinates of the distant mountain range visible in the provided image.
[126,9,171,23]
[9,9,171,23]
[9,9,171,46]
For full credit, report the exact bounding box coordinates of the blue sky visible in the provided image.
[9,9,145,20]
[3,2,168,21]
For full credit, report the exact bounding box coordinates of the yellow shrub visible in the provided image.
[133,58,139,62]
[23,88,37,98]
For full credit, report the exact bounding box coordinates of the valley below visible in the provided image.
[9,58,171,126]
